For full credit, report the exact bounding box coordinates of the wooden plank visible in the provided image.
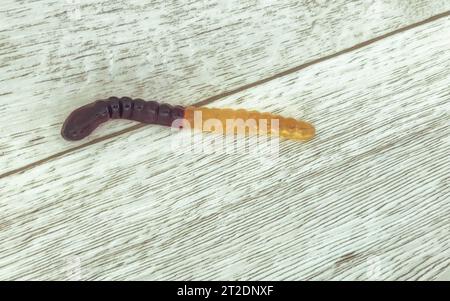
[1,1,450,174]
[436,268,450,281]
[1,16,449,280]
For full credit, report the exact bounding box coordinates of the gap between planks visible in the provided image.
[0,10,449,181]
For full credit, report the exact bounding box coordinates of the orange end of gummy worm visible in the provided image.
[184,106,315,141]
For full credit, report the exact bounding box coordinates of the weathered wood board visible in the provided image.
[1,1,450,175]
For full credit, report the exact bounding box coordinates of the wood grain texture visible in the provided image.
[0,15,448,280]
[1,1,450,174]
[436,267,450,281]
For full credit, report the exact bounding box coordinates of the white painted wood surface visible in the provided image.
[1,0,450,174]
[0,1,449,280]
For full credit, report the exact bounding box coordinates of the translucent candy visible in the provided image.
[184,106,315,141]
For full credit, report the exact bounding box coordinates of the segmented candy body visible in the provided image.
[61,97,315,142]
[184,106,315,141]
[61,97,185,141]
